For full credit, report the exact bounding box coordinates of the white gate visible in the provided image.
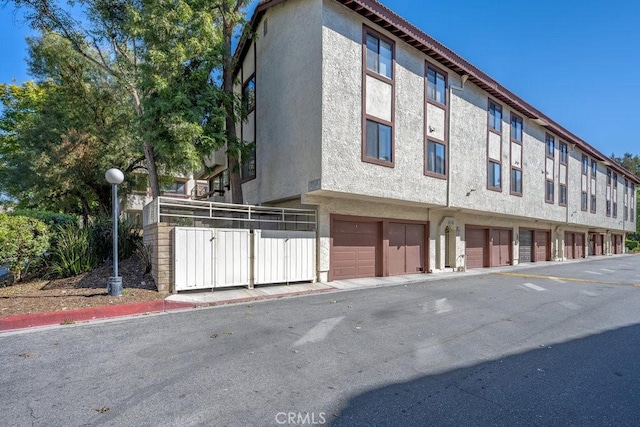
[254,230,316,285]
[174,227,250,291]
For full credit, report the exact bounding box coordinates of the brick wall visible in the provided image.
[143,223,174,293]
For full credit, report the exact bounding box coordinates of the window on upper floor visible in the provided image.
[581,192,588,211]
[426,140,446,176]
[560,184,567,206]
[591,195,596,214]
[242,75,256,113]
[546,135,555,158]
[366,33,393,79]
[632,183,636,221]
[488,161,501,191]
[511,114,523,143]
[241,144,256,182]
[626,179,631,221]
[613,202,618,218]
[488,101,502,133]
[613,172,618,188]
[363,28,395,168]
[591,160,597,178]
[161,179,186,195]
[209,170,230,195]
[511,168,522,196]
[606,200,612,217]
[560,142,568,164]
[365,120,392,163]
[607,169,612,185]
[427,66,446,105]
[582,155,588,175]
[545,180,554,203]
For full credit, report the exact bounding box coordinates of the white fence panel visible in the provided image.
[214,229,250,288]
[174,227,250,291]
[254,230,316,285]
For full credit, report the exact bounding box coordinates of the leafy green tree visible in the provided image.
[212,0,253,204]
[0,214,50,283]
[0,33,141,221]
[12,0,229,198]
[611,152,640,178]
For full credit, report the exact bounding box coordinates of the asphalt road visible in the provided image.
[2,255,640,426]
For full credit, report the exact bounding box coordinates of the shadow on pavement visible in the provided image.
[332,324,640,426]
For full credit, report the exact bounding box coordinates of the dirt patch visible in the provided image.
[0,256,166,318]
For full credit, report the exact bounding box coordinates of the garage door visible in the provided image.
[466,227,487,269]
[613,234,623,254]
[595,234,604,256]
[565,232,574,259]
[519,230,533,263]
[331,220,380,280]
[389,223,425,275]
[535,231,550,262]
[491,229,511,266]
[575,233,585,258]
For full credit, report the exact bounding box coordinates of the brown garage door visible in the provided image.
[466,227,487,268]
[519,230,533,263]
[331,220,380,280]
[535,231,550,262]
[491,229,511,266]
[596,234,604,256]
[575,233,585,258]
[613,234,623,254]
[565,232,575,259]
[389,223,425,275]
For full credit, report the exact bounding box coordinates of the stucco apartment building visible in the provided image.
[223,0,639,282]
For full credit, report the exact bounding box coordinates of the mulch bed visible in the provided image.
[0,256,166,318]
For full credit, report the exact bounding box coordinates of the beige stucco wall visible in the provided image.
[242,0,635,241]
[319,0,448,206]
[242,0,324,205]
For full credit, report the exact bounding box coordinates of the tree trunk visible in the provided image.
[222,10,244,205]
[130,87,161,198]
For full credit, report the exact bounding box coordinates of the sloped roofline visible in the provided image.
[235,0,640,184]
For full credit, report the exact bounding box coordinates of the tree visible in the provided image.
[12,0,227,197]
[211,0,253,204]
[0,32,141,221]
[611,152,640,178]
[0,214,50,283]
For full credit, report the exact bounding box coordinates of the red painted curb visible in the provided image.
[0,287,334,332]
[0,300,196,332]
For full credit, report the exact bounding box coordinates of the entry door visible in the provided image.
[519,230,533,263]
[388,223,425,275]
[588,233,596,256]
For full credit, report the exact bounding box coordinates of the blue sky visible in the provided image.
[1,0,639,158]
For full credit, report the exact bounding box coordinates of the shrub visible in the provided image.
[11,209,78,228]
[49,224,98,277]
[135,241,153,275]
[626,240,639,251]
[0,214,50,283]
[90,216,142,262]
